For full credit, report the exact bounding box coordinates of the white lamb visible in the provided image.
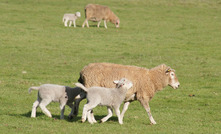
[62,12,81,27]
[29,84,84,119]
[75,78,133,124]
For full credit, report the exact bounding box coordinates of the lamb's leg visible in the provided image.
[31,100,40,118]
[82,103,98,123]
[65,20,68,27]
[69,21,72,27]
[72,93,86,117]
[101,107,113,123]
[82,104,89,122]
[67,103,74,119]
[39,99,52,118]
[114,105,122,124]
[97,21,101,28]
[87,110,94,124]
[90,110,97,123]
[60,103,66,119]
[120,101,130,119]
[104,20,107,29]
[139,98,156,125]
[73,20,76,27]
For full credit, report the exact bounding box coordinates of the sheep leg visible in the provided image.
[101,107,113,123]
[73,20,76,27]
[82,103,98,123]
[73,93,86,117]
[90,110,97,123]
[114,106,123,124]
[64,20,68,27]
[39,99,52,118]
[60,104,66,119]
[69,21,72,27]
[140,99,157,125]
[31,100,40,118]
[82,19,89,28]
[120,101,130,119]
[104,20,107,29]
[82,104,90,122]
[88,110,97,123]
[87,110,94,124]
[97,21,101,28]
[67,103,74,119]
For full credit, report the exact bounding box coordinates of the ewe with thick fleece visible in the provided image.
[78,63,180,124]
[75,78,133,124]
[63,12,81,27]
[82,4,120,29]
[29,84,83,119]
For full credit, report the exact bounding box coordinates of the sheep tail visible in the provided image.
[75,83,88,92]
[28,86,40,94]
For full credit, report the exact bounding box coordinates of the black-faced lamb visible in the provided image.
[78,63,180,124]
[63,12,81,27]
[75,78,133,124]
[82,4,120,29]
[29,84,84,119]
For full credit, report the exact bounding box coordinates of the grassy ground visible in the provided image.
[0,0,221,133]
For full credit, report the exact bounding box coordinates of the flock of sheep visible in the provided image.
[29,3,181,125]
[62,4,120,29]
[29,62,180,125]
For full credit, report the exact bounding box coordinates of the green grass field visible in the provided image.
[0,0,221,133]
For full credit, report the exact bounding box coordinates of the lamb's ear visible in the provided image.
[113,80,119,84]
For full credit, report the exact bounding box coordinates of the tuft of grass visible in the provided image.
[0,0,221,133]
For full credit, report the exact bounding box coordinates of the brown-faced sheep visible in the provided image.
[78,63,180,124]
[82,4,120,29]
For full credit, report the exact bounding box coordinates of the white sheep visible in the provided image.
[82,4,120,29]
[29,84,83,119]
[78,63,180,124]
[75,78,133,124]
[63,12,81,27]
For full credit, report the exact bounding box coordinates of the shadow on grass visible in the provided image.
[9,111,118,123]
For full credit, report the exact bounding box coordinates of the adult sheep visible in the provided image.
[82,4,120,29]
[78,63,180,124]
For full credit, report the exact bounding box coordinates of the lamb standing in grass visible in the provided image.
[78,63,180,124]
[82,4,120,28]
[63,12,81,27]
[75,78,133,124]
[29,84,84,119]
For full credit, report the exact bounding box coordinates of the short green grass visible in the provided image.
[0,0,221,133]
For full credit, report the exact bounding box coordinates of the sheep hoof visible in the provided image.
[81,119,86,123]
[150,122,157,125]
[68,115,74,120]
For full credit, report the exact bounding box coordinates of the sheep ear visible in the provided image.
[113,80,119,84]
[165,68,171,74]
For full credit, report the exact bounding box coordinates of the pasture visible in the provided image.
[0,0,220,133]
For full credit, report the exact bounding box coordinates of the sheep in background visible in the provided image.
[75,78,133,124]
[29,84,84,119]
[78,63,180,124]
[82,4,120,29]
[63,12,81,27]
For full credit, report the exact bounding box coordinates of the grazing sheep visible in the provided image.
[82,4,120,29]
[29,84,84,119]
[75,78,133,124]
[78,63,180,124]
[63,12,81,27]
